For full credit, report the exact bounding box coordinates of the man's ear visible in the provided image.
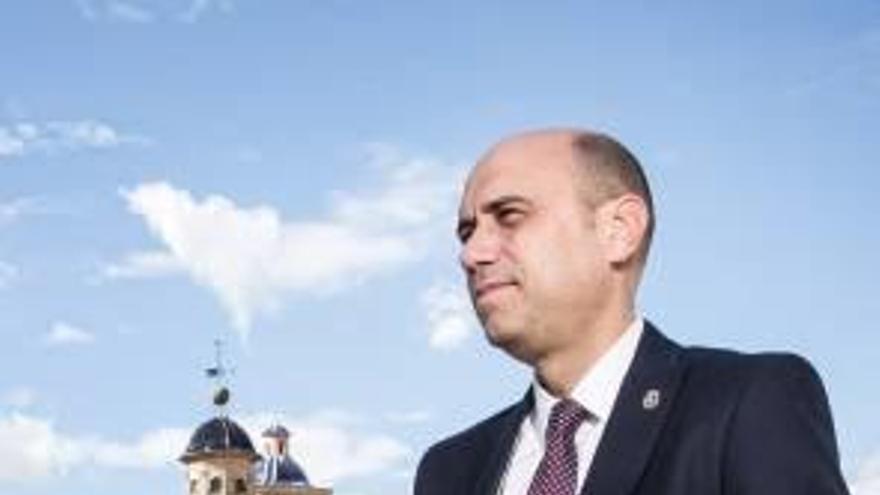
[597,193,649,265]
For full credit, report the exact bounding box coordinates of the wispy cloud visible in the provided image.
[100,251,183,279]
[421,280,475,350]
[1,387,36,410]
[0,120,148,160]
[44,321,95,346]
[107,1,154,23]
[75,0,236,24]
[851,451,880,495]
[0,409,408,484]
[106,145,462,338]
[180,0,235,23]
[0,261,18,290]
[0,197,42,224]
[75,0,154,23]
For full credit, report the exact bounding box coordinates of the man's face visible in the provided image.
[457,135,613,364]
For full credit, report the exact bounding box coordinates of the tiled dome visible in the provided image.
[259,455,310,485]
[180,416,260,462]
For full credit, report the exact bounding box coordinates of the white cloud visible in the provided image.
[75,0,236,23]
[0,128,25,157]
[46,120,126,147]
[0,412,187,481]
[105,1,155,23]
[116,183,412,332]
[180,0,235,23]
[421,280,475,350]
[108,146,462,338]
[101,251,183,279]
[851,452,880,495]
[75,0,154,22]
[0,261,18,289]
[0,413,83,480]
[0,197,44,224]
[330,144,462,230]
[86,427,189,469]
[0,120,147,160]
[0,410,407,485]
[1,387,36,409]
[44,321,95,346]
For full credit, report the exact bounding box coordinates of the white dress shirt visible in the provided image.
[498,318,644,495]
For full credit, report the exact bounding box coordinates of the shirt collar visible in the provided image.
[530,317,644,440]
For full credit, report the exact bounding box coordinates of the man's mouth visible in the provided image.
[474,280,517,300]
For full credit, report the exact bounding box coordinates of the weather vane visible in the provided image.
[205,338,233,414]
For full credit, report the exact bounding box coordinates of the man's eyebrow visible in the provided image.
[482,195,530,213]
[455,194,531,238]
[456,195,532,239]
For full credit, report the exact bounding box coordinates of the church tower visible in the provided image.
[179,340,332,495]
[180,415,261,494]
[180,340,261,494]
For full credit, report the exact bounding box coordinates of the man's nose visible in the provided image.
[459,227,501,274]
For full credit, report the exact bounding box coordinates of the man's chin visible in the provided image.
[482,320,535,363]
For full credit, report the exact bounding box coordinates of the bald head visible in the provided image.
[476,129,655,263]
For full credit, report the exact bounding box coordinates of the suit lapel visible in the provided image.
[473,392,533,495]
[581,322,686,495]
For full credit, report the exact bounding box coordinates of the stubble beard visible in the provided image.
[478,304,543,365]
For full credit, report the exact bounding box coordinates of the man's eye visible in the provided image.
[497,209,524,225]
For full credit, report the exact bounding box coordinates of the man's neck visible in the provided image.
[533,309,636,397]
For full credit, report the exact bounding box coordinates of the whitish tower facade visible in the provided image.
[253,424,330,495]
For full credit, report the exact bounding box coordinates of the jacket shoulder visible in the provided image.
[421,401,522,460]
[685,345,821,381]
[670,345,830,423]
[415,401,525,495]
[681,348,846,492]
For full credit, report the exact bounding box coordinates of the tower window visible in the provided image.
[235,478,247,493]
[209,477,222,493]
[190,479,198,493]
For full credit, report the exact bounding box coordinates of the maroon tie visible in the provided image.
[527,398,590,495]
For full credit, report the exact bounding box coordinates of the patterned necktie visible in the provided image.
[527,398,590,495]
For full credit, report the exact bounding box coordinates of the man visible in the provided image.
[414,129,849,495]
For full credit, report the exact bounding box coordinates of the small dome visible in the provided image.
[262,424,290,439]
[258,455,309,486]
[180,416,260,463]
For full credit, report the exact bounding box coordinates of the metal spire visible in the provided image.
[205,338,232,415]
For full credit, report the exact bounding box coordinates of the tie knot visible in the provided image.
[546,398,589,440]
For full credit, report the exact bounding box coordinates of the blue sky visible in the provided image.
[1,1,879,494]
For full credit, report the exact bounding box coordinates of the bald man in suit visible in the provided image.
[414,129,848,495]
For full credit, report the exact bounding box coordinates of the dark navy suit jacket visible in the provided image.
[415,323,849,495]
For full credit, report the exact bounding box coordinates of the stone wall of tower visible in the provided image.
[185,456,254,495]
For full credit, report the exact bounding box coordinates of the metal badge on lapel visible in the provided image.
[642,389,661,410]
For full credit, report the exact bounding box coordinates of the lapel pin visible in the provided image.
[642,389,661,410]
